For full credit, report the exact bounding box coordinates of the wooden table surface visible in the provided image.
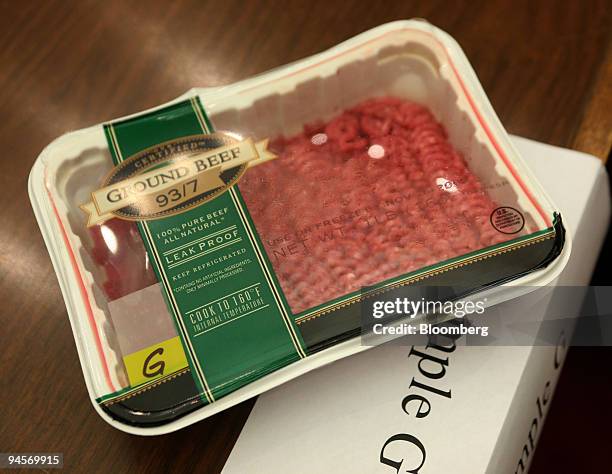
[1,1,610,473]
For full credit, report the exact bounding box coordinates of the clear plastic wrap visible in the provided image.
[29,20,568,434]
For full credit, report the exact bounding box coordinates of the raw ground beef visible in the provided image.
[90,97,507,314]
[238,97,507,313]
[89,218,157,301]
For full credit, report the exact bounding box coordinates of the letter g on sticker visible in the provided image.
[143,347,166,378]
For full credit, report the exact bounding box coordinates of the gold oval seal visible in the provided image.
[81,132,275,226]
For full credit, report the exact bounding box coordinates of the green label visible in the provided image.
[103,98,306,403]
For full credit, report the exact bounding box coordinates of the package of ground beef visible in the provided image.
[29,20,568,434]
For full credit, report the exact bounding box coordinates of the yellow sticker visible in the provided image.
[122,336,188,387]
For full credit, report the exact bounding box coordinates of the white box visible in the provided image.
[222,137,610,474]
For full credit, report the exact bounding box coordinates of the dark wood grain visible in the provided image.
[0,1,610,473]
